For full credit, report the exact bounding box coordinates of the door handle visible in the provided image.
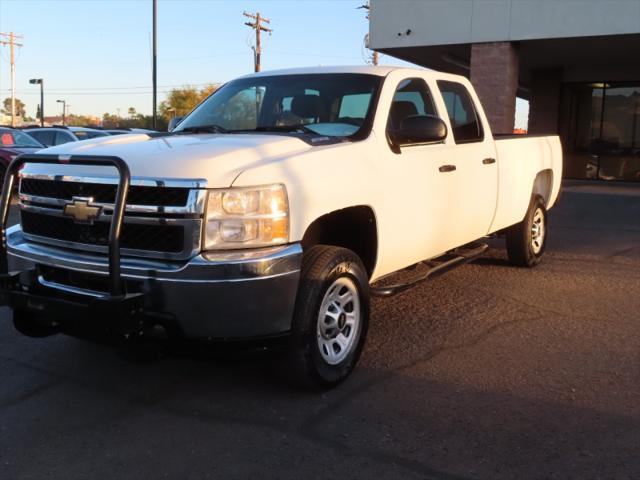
[439,165,456,173]
[482,158,496,165]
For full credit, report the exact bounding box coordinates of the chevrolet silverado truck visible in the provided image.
[0,66,562,388]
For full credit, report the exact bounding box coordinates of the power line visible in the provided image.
[1,83,223,97]
[243,11,272,73]
[1,90,181,96]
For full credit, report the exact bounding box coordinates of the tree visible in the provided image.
[65,114,101,127]
[2,97,26,118]
[101,112,120,128]
[128,107,137,118]
[159,84,220,119]
[101,111,167,131]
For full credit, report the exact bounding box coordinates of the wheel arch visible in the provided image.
[301,205,378,279]
[532,169,554,206]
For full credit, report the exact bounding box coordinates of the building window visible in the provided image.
[562,82,640,181]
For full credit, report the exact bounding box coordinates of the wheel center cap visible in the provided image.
[338,313,347,330]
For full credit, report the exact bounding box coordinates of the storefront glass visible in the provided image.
[562,82,640,181]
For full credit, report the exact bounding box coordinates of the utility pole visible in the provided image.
[0,32,24,127]
[358,3,378,66]
[152,0,157,129]
[243,11,272,72]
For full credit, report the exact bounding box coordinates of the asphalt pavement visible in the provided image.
[1,182,638,480]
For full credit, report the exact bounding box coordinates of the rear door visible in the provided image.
[436,80,498,245]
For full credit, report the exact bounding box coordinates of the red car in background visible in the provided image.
[0,127,45,181]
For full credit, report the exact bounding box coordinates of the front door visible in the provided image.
[377,76,462,271]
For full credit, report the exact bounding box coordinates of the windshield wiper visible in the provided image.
[175,124,229,134]
[251,125,321,135]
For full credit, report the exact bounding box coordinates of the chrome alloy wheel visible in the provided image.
[317,277,361,365]
[531,207,546,254]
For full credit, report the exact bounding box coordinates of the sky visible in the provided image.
[0,0,528,128]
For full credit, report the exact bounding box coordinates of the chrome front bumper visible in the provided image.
[7,226,302,339]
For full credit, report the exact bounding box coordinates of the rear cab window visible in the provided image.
[437,80,484,143]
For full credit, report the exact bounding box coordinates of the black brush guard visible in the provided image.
[0,153,146,319]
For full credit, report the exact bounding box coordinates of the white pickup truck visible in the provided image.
[0,66,561,388]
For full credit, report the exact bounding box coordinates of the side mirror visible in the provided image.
[392,115,447,147]
[168,116,184,132]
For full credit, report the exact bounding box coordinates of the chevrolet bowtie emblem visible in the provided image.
[63,197,101,223]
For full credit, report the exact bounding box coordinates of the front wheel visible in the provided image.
[13,309,59,338]
[287,245,370,389]
[506,195,547,267]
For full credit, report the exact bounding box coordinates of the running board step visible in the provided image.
[370,243,488,298]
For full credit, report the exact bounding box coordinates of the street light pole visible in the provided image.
[152,0,157,130]
[57,99,66,125]
[29,78,44,127]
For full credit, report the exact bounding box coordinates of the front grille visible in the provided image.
[18,176,204,260]
[21,178,190,206]
[21,210,185,253]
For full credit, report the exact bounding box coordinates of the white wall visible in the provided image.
[370,0,640,49]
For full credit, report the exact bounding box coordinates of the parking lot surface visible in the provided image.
[1,183,639,480]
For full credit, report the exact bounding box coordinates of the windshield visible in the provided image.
[0,129,43,148]
[175,73,382,138]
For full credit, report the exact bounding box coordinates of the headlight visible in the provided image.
[203,184,289,250]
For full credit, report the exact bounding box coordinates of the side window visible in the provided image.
[55,131,75,145]
[31,131,54,146]
[387,78,436,131]
[437,81,483,143]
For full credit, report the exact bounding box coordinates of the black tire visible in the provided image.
[287,245,370,389]
[506,195,547,267]
[13,309,59,338]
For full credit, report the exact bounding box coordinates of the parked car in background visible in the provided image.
[22,127,74,147]
[23,126,108,147]
[105,128,156,135]
[68,126,110,141]
[0,127,44,180]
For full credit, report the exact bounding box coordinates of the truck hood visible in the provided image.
[20,133,313,187]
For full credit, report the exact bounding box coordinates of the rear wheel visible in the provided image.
[287,245,369,389]
[506,195,547,267]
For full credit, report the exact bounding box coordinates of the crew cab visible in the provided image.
[0,66,561,388]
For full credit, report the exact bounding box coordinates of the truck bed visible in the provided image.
[490,134,563,233]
